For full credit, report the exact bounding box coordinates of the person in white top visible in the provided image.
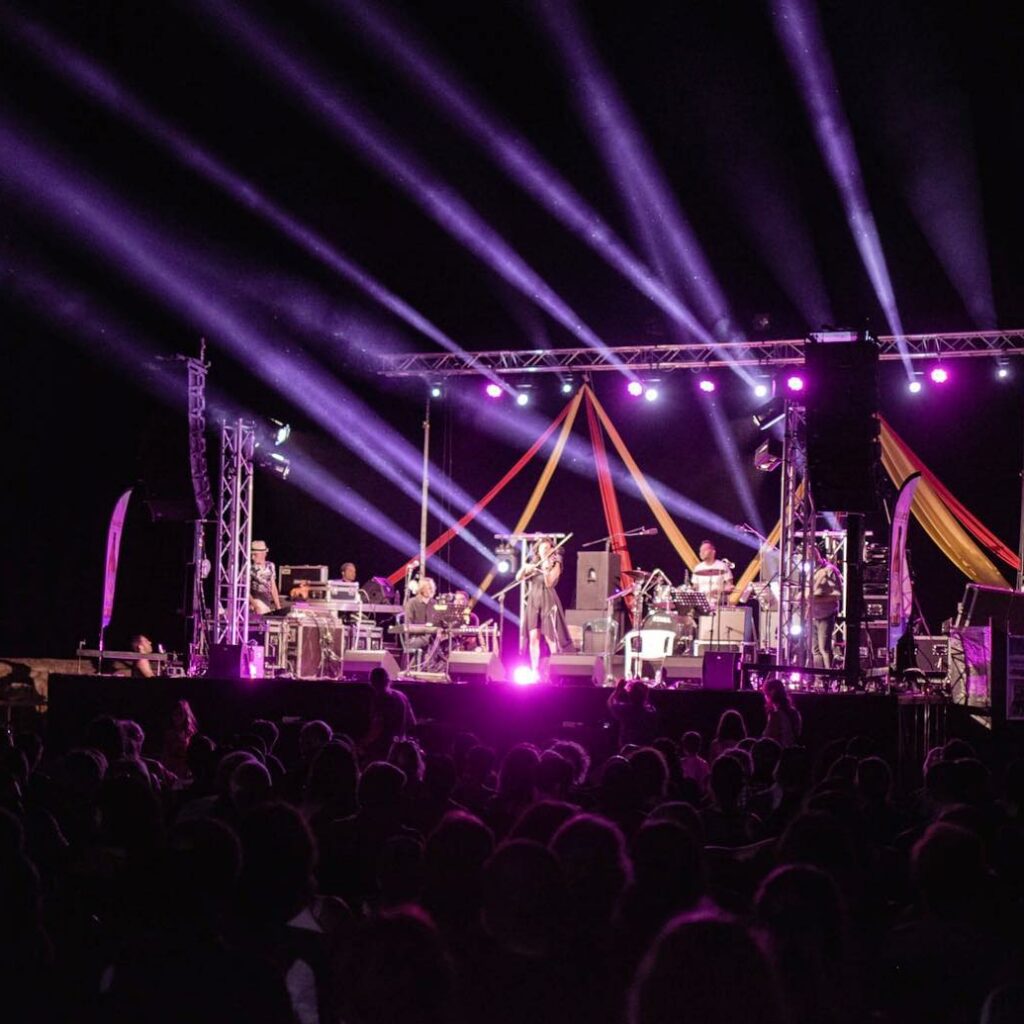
[691,540,734,607]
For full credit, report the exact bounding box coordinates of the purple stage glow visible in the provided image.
[512,665,540,686]
[785,375,805,392]
[486,383,504,399]
[1,14,513,396]
[207,2,632,375]
[929,366,949,384]
[330,0,716,355]
[627,380,645,398]
[698,379,716,394]
[771,0,912,376]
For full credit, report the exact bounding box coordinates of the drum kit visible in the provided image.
[611,568,712,657]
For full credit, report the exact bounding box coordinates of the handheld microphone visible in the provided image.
[641,527,658,536]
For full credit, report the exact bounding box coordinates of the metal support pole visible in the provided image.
[420,397,431,574]
[1017,398,1024,590]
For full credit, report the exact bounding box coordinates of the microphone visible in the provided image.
[640,527,658,536]
[734,524,751,533]
[722,559,736,569]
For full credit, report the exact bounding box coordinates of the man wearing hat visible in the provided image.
[250,540,282,614]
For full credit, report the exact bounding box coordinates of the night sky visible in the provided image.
[3,0,1022,657]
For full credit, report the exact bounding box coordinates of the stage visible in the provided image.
[46,674,903,769]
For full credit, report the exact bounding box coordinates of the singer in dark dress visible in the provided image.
[519,537,572,676]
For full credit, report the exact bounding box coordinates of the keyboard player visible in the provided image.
[402,576,439,656]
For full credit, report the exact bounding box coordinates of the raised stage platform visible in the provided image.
[47,675,901,768]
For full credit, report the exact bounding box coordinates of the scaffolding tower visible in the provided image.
[213,419,255,648]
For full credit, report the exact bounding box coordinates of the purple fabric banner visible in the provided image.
[101,488,133,630]
[888,472,921,649]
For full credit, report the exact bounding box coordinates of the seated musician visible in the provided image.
[452,589,480,650]
[249,540,282,614]
[402,576,438,654]
[691,539,734,606]
[340,562,358,585]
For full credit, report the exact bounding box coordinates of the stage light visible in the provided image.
[259,450,291,480]
[997,360,1011,380]
[269,418,291,446]
[753,396,786,431]
[512,664,540,686]
[494,542,517,575]
[789,621,803,637]
[561,380,574,394]
[644,387,659,402]
[627,380,644,397]
[515,391,530,407]
[908,379,922,394]
[785,374,805,392]
[753,382,770,399]
[698,378,716,393]
[929,365,949,384]
[754,438,783,471]
[485,382,503,398]
[430,384,442,398]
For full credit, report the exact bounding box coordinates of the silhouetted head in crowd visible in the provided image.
[550,739,590,787]
[482,839,567,957]
[186,734,217,781]
[359,761,407,815]
[628,679,652,707]
[762,677,793,713]
[710,754,745,812]
[497,744,540,801]
[389,738,425,784]
[230,759,272,816]
[826,755,858,786]
[777,811,856,879]
[299,719,333,763]
[99,774,164,852]
[377,834,424,908]
[775,745,811,793]
[629,747,669,804]
[162,817,242,926]
[59,747,107,798]
[85,714,125,765]
[236,802,316,927]
[120,720,145,759]
[369,666,393,695]
[423,754,457,801]
[630,911,784,1024]
[342,907,455,1024]
[681,731,703,757]
[551,813,632,933]
[423,811,494,929]
[214,750,258,796]
[451,732,480,773]
[856,756,892,803]
[169,700,198,737]
[536,750,573,799]
[647,801,706,846]
[509,800,576,845]
[912,821,988,917]
[307,740,358,806]
[249,719,279,755]
[752,737,782,785]
[631,819,704,910]
[462,745,495,783]
[943,737,976,762]
[714,709,747,747]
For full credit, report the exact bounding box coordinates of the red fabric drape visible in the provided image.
[881,417,1020,570]
[584,392,633,593]
[387,396,577,584]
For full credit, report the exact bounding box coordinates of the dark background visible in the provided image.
[2,0,1022,656]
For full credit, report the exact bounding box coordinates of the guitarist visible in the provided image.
[811,553,843,669]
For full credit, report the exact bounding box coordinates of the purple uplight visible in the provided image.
[785,375,805,392]
[512,665,540,686]
[627,380,645,397]
[698,378,716,393]
[485,382,503,399]
[930,366,949,384]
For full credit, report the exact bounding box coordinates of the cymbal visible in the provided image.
[623,569,651,578]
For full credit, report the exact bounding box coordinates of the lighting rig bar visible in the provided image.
[379,329,1024,378]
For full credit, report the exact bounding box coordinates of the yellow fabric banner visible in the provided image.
[473,388,584,601]
[879,422,1009,587]
[584,386,699,570]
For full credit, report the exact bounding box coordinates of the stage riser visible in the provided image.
[46,675,898,767]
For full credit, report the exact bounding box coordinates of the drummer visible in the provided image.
[691,540,734,606]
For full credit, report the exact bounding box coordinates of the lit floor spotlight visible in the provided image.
[698,378,716,394]
[644,387,659,402]
[485,382,503,398]
[512,664,540,686]
[627,380,645,398]
[929,365,949,384]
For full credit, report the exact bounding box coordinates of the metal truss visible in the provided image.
[185,342,214,675]
[777,403,816,665]
[379,329,1024,377]
[213,419,255,647]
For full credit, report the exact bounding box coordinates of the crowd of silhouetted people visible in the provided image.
[4,669,1024,1023]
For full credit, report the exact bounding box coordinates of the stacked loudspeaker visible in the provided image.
[804,334,880,513]
[566,552,623,655]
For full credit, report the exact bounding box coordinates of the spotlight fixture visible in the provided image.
[512,664,540,686]
[754,438,783,471]
[908,379,923,394]
[429,383,443,398]
[698,378,716,393]
[929,365,949,384]
[561,380,574,394]
[644,387,659,402]
[785,374,805,392]
[997,358,1011,380]
[494,543,517,575]
[269,418,291,447]
[485,382,503,399]
[627,380,644,398]
[515,391,530,407]
[753,382,770,399]
[257,449,291,480]
[753,396,786,431]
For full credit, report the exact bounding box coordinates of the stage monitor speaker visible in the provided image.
[698,607,754,643]
[362,577,399,607]
[344,650,401,682]
[661,655,703,685]
[804,336,880,512]
[576,552,621,610]
[547,654,604,686]
[702,651,740,690]
[448,651,506,683]
[208,643,246,678]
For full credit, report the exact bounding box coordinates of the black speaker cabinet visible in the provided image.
[565,609,620,654]
[662,655,703,685]
[208,643,246,678]
[575,552,622,610]
[702,651,740,690]
[344,650,401,681]
[956,584,1024,632]
[448,651,506,683]
[547,654,604,686]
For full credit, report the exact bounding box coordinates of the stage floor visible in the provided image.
[47,674,900,766]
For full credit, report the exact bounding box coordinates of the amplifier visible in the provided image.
[291,620,346,679]
[306,581,360,603]
[279,564,329,593]
[914,635,949,674]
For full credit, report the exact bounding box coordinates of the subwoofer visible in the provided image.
[343,650,401,681]
[702,651,740,690]
[448,651,506,683]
